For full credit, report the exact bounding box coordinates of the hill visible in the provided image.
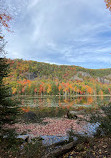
[7,58,111,82]
[5,58,111,96]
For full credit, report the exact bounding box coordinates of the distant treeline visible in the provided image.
[4,58,111,96]
[6,79,111,96]
[7,58,111,80]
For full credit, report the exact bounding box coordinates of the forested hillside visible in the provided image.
[4,58,111,96]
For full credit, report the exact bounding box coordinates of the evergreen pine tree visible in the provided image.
[0,12,19,139]
[0,58,20,139]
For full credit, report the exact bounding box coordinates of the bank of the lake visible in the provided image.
[1,95,111,158]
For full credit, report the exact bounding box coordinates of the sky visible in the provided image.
[1,0,111,69]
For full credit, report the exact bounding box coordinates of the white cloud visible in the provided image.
[3,0,111,68]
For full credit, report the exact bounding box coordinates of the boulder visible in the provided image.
[67,111,78,119]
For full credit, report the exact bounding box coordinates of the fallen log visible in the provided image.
[42,140,80,158]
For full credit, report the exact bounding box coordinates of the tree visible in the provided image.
[105,0,111,11]
[0,58,19,129]
[0,12,19,141]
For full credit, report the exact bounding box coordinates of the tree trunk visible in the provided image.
[42,140,79,158]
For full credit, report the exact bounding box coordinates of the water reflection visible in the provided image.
[19,95,111,109]
[18,95,111,123]
[13,96,111,145]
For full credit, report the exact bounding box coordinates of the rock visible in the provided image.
[97,77,110,84]
[71,75,83,82]
[23,72,37,80]
[17,135,29,142]
[17,134,33,143]
[77,71,91,77]
[71,71,91,81]
[67,111,78,119]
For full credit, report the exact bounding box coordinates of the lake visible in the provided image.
[14,95,111,145]
[19,95,111,108]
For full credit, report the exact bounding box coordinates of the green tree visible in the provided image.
[0,58,19,132]
[0,12,19,141]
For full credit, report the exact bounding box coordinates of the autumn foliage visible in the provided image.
[3,59,111,96]
[105,0,111,11]
[0,13,12,39]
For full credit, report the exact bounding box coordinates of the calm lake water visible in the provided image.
[19,95,111,110]
[15,95,111,145]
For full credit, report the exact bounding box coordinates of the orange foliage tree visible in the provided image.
[0,13,12,40]
[105,0,111,11]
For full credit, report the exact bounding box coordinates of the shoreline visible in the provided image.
[13,94,111,98]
